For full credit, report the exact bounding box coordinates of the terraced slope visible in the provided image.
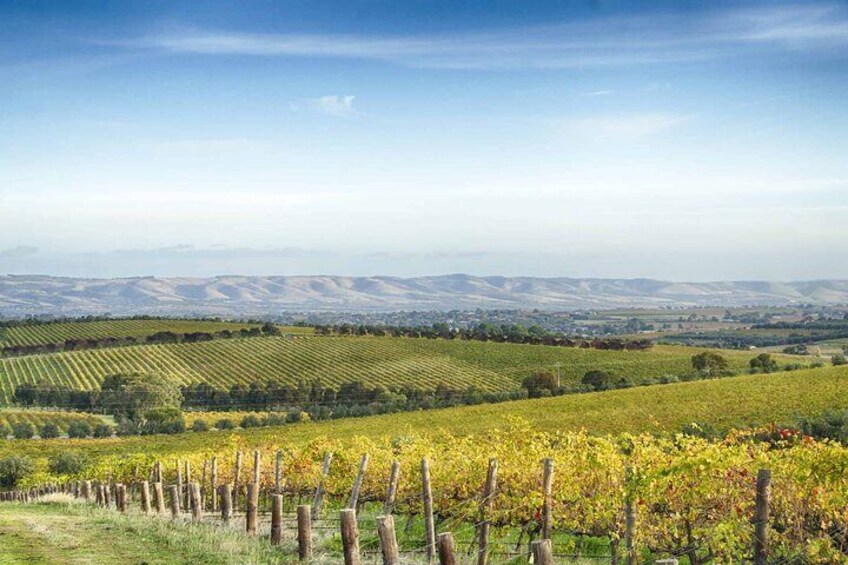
[0,335,803,404]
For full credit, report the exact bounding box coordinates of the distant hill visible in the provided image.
[1,274,847,316]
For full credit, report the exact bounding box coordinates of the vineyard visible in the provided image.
[0,409,105,435]
[5,365,847,462]
[7,424,848,563]
[0,335,805,404]
[0,319,272,347]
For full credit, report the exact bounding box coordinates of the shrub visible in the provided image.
[215,418,235,430]
[749,353,779,374]
[191,419,210,432]
[0,455,34,488]
[0,422,10,439]
[832,354,847,366]
[691,351,731,377]
[581,370,614,391]
[240,415,261,428]
[116,419,139,436]
[67,421,92,438]
[48,451,88,475]
[39,422,61,439]
[12,422,35,440]
[140,407,185,435]
[93,424,114,438]
[522,370,559,398]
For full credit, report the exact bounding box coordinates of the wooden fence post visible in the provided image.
[270,494,283,545]
[312,452,332,515]
[377,514,400,565]
[349,453,369,509]
[541,458,554,540]
[437,533,456,565]
[184,460,192,510]
[297,504,313,561]
[140,481,151,514]
[340,508,361,565]
[153,482,165,514]
[104,483,112,507]
[275,450,283,493]
[168,485,180,518]
[383,460,400,515]
[210,456,218,512]
[531,539,554,565]
[625,499,637,565]
[200,460,208,510]
[253,449,261,485]
[421,458,436,564]
[232,451,242,513]
[220,484,233,521]
[754,468,771,565]
[82,480,92,502]
[246,482,259,534]
[155,460,162,483]
[176,462,183,512]
[95,484,104,506]
[190,482,203,522]
[477,458,498,565]
[116,484,126,512]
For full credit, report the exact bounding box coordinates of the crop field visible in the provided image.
[0,409,105,435]
[6,364,846,462]
[0,319,277,347]
[0,335,804,404]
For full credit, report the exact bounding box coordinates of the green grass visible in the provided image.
[5,364,845,462]
[0,498,294,564]
[0,319,314,347]
[0,334,805,404]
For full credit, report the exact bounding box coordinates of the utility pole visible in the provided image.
[554,362,561,388]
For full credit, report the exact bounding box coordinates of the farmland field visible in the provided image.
[0,335,806,404]
[0,409,105,435]
[0,318,314,347]
[6,364,846,461]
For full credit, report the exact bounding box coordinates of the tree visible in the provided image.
[0,455,33,488]
[39,422,61,439]
[582,370,614,391]
[691,351,731,377]
[522,370,559,398]
[749,353,779,373]
[99,373,182,421]
[832,354,847,366]
[12,422,34,439]
[67,421,91,439]
[48,451,88,475]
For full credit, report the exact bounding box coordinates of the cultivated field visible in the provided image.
[0,335,805,404]
[0,409,105,436]
[0,319,273,347]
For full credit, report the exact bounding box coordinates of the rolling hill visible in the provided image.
[3,274,848,317]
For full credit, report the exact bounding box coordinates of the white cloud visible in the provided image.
[291,95,357,117]
[563,113,688,141]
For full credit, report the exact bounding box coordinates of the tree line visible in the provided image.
[314,322,654,350]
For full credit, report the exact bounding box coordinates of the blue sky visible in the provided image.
[1,1,847,280]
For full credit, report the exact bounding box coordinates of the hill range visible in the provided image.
[1,274,848,316]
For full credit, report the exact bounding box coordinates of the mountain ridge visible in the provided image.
[1,274,847,316]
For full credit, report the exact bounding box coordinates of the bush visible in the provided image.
[140,407,185,435]
[691,351,731,377]
[215,418,235,430]
[67,421,92,438]
[39,422,61,439]
[832,354,847,366]
[240,415,261,428]
[116,419,139,436]
[48,451,88,475]
[749,353,779,374]
[0,422,10,439]
[93,424,114,438]
[581,370,614,391]
[0,455,34,488]
[191,419,210,432]
[12,422,34,440]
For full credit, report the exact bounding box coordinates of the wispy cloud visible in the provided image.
[583,90,615,97]
[0,246,39,259]
[114,3,848,69]
[303,95,358,117]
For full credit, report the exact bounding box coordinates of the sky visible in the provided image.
[1,0,848,281]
